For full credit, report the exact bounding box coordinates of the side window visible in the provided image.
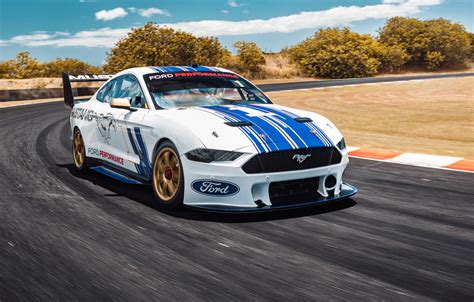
[114,76,146,109]
[96,80,117,103]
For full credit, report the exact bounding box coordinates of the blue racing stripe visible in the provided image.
[217,110,271,153]
[236,104,325,148]
[133,127,152,180]
[127,128,144,176]
[149,66,217,73]
[243,104,319,148]
[196,108,268,153]
[127,127,152,180]
[269,106,333,146]
[246,104,333,147]
[207,105,295,152]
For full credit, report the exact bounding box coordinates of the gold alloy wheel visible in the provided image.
[72,131,85,168]
[153,147,181,201]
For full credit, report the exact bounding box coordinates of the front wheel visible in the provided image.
[151,141,184,209]
[72,128,89,172]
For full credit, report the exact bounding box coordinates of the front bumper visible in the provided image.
[186,182,357,212]
[181,150,355,210]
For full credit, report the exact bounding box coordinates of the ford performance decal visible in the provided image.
[191,180,240,197]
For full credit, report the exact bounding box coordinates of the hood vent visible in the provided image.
[225,121,253,127]
[294,117,313,123]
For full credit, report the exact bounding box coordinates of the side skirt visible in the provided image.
[89,159,150,185]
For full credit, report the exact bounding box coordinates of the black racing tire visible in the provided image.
[72,128,89,173]
[151,140,184,209]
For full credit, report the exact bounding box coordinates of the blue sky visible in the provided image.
[0,0,472,65]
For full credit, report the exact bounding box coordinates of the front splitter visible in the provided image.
[185,183,358,213]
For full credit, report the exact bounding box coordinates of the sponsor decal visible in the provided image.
[95,113,117,144]
[148,72,239,81]
[149,73,174,80]
[174,72,239,78]
[71,107,96,121]
[87,147,100,156]
[71,108,118,145]
[191,179,240,197]
[99,150,124,165]
[292,154,311,164]
[69,74,113,81]
[87,147,124,165]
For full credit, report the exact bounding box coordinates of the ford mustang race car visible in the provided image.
[63,65,357,211]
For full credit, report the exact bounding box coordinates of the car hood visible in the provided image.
[153,104,343,154]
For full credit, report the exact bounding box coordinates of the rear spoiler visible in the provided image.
[62,73,113,108]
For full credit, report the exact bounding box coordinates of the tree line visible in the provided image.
[1,17,473,80]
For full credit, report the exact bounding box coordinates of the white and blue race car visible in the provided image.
[63,66,357,211]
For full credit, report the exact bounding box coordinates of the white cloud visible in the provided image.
[163,0,442,36]
[127,7,137,13]
[228,0,241,8]
[95,7,128,21]
[2,0,442,48]
[54,31,70,36]
[138,7,170,18]
[383,0,408,3]
[221,10,229,14]
[10,33,53,43]
[3,28,129,48]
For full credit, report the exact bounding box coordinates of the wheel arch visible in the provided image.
[152,137,173,159]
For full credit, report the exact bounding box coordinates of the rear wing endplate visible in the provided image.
[62,73,113,108]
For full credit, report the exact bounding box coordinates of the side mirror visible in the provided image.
[110,98,136,111]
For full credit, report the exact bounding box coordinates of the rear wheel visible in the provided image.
[72,128,89,172]
[151,141,184,209]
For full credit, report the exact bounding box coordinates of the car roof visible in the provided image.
[114,66,236,78]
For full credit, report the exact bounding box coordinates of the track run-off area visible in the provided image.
[0,74,473,300]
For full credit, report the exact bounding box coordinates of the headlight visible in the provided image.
[337,138,346,150]
[185,149,244,163]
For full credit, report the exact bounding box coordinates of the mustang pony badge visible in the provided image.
[292,154,311,164]
[96,113,117,144]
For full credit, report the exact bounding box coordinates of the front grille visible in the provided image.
[242,147,341,174]
[269,177,321,206]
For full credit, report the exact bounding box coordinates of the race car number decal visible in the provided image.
[191,180,240,197]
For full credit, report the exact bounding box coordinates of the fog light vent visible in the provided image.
[324,175,337,190]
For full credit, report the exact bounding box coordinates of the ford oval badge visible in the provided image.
[191,180,240,197]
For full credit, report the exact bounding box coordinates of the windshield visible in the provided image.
[144,72,271,109]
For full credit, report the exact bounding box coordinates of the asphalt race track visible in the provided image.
[1,76,474,300]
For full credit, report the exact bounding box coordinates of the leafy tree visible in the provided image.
[467,32,474,60]
[289,28,383,78]
[0,52,42,79]
[378,45,409,72]
[0,53,101,79]
[0,61,13,79]
[232,41,266,78]
[425,51,445,70]
[196,37,232,67]
[379,17,470,69]
[41,58,102,77]
[104,23,230,72]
